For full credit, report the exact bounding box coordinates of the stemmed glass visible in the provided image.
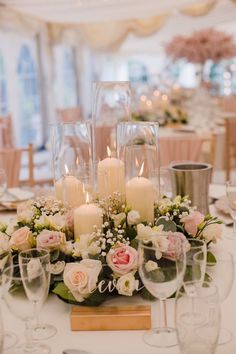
[19,248,57,341]
[194,247,235,344]
[0,168,7,199]
[175,280,220,354]
[138,237,186,347]
[226,181,236,239]
[2,264,50,354]
[184,238,207,283]
[0,251,18,350]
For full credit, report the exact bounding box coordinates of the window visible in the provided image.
[54,45,78,108]
[0,51,8,115]
[17,44,41,146]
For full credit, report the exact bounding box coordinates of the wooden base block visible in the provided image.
[71,305,151,331]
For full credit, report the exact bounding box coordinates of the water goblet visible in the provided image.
[184,238,207,283]
[175,280,220,354]
[19,248,57,341]
[226,181,236,239]
[0,251,18,350]
[138,236,186,347]
[194,247,234,344]
[2,264,50,354]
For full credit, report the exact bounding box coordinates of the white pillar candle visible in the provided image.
[74,202,103,238]
[126,176,154,224]
[55,175,84,208]
[97,155,125,200]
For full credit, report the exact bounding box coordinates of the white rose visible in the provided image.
[26,259,42,281]
[145,260,159,272]
[73,234,101,259]
[112,213,126,227]
[5,219,18,236]
[46,213,66,231]
[202,223,222,243]
[60,241,73,255]
[63,259,102,302]
[137,224,164,241]
[34,213,50,229]
[127,211,140,226]
[152,234,169,259]
[116,273,137,296]
[17,201,34,223]
[0,232,10,253]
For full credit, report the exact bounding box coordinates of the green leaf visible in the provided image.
[130,238,139,250]
[207,251,217,264]
[50,250,60,262]
[52,282,77,303]
[126,226,137,240]
[156,217,176,232]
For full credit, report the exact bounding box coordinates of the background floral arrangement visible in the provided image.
[0,194,222,306]
[165,28,236,64]
[132,105,188,127]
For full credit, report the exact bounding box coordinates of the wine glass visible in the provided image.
[184,238,207,283]
[19,248,57,341]
[193,247,235,344]
[175,280,220,354]
[2,264,50,354]
[0,251,18,350]
[138,236,186,347]
[226,181,236,239]
[0,169,7,199]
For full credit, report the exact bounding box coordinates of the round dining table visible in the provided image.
[1,184,235,354]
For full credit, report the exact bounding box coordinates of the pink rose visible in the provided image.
[163,231,190,261]
[106,243,138,275]
[37,230,66,250]
[181,211,205,236]
[10,226,32,251]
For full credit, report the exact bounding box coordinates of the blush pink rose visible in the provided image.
[37,230,66,250]
[163,231,190,261]
[181,211,205,236]
[10,226,32,251]
[106,244,138,275]
[202,223,222,243]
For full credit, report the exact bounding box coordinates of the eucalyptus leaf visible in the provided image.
[50,250,60,263]
[156,217,176,232]
[207,251,217,264]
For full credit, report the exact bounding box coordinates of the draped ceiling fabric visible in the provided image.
[0,0,236,50]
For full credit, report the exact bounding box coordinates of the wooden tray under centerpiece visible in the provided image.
[71,304,151,331]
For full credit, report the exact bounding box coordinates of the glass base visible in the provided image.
[31,324,57,341]
[218,327,233,345]
[143,327,177,348]
[3,331,18,350]
[10,342,50,354]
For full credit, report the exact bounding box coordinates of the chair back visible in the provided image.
[56,107,83,123]
[225,117,236,181]
[160,135,204,166]
[0,144,34,187]
[0,115,14,148]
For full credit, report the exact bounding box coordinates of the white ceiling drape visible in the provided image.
[0,0,235,50]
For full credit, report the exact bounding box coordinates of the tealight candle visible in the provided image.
[55,175,84,208]
[97,147,125,200]
[74,197,103,238]
[126,163,154,223]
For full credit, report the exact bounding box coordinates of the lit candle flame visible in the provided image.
[138,162,144,177]
[86,192,90,204]
[107,146,111,157]
[64,164,69,175]
[76,157,80,166]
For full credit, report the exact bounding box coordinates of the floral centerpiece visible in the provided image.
[0,193,222,306]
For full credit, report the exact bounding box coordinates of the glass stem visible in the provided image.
[159,299,168,328]
[24,320,34,349]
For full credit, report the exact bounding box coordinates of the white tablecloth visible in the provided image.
[1,186,236,354]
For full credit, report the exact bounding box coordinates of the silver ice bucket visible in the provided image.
[169,162,212,214]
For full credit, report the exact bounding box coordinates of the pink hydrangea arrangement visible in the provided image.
[0,194,222,306]
[165,28,236,64]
